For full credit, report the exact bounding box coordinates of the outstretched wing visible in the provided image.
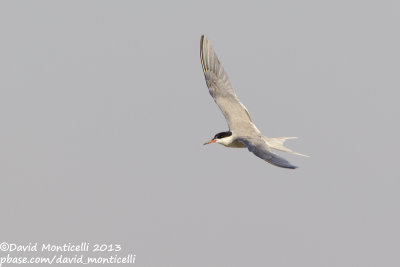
[200,35,255,132]
[238,137,298,169]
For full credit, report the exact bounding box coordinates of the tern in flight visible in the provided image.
[201,35,308,169]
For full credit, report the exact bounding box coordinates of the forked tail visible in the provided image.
[263,136,309,157]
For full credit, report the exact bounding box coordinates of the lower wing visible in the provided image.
[238,137,298,169]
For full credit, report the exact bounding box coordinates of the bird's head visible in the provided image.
[204,131,233,146]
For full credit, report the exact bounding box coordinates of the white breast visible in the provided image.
[217,135,246,148]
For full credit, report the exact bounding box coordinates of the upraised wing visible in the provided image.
[200,35,255,132]
[238,137,298,169]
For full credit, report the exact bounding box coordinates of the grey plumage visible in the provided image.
[200,35,305,169]
[200,35,253,131]
[238,137,298,169]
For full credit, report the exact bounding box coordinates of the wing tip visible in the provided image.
[200,35,205,71]
[265,159,298,169]
[200,34,207,51]
[275,163,298,169]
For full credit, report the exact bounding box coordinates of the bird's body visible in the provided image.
[200,35,308,169]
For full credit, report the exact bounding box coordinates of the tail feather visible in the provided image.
[263,136,309,157]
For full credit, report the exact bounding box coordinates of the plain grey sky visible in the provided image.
[1,1,400,266]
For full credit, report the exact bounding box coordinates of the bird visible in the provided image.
[200,35,308,169]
